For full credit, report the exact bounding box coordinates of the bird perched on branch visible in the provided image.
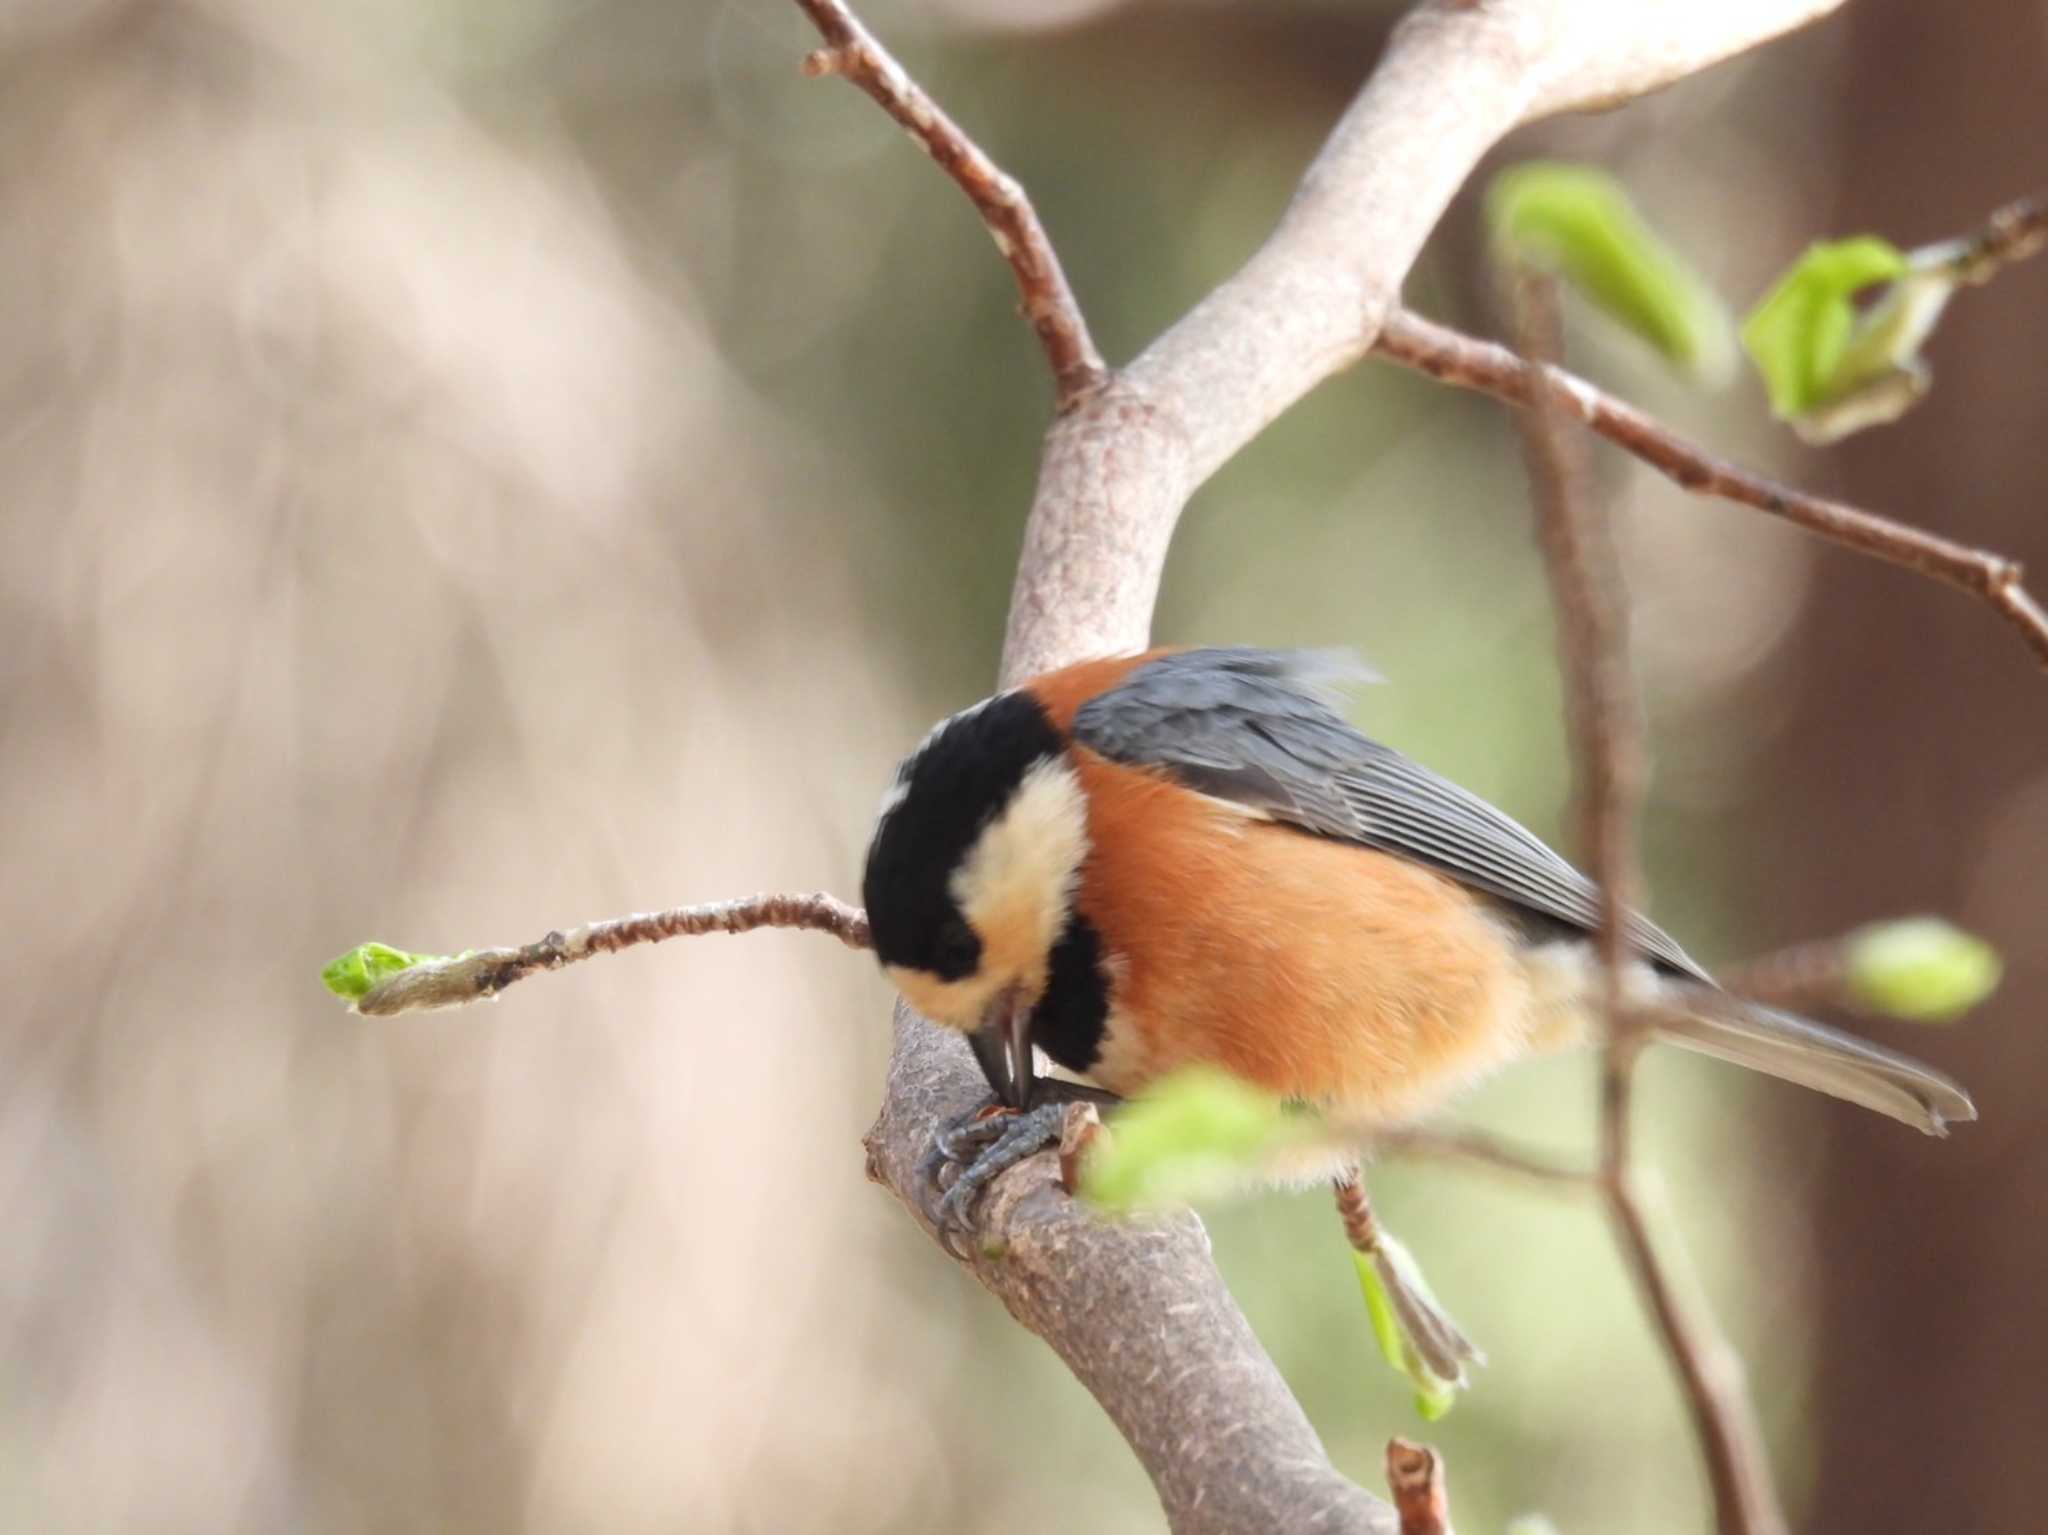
[862,647,1976,1257]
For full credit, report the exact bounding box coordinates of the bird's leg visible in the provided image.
[1333,1167,1484,1385]
[918,1080,1121,1258]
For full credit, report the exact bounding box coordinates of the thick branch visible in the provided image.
[1512,274,1786,1535]
[1002,0,1844,681]
[1375,307,2048,670]
[863,1007,1396,1534]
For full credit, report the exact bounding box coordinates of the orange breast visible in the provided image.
[1069,748,1536,1124]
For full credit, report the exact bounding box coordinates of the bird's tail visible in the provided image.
[1653,983,1975,1136]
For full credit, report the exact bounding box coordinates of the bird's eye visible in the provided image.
[932,918,980,978]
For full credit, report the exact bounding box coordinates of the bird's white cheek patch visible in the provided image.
[950,755,1089,990]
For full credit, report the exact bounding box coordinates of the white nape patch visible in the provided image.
[874,691,1010,826]
[949,754,1089,983]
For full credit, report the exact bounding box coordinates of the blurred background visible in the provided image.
[1,1,2041,1530]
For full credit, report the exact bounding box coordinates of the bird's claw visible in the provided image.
[918,1100,1071,1259]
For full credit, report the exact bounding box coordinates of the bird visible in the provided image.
[861,646,1976,1260]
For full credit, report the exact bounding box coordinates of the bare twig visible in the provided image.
[1375,306,2048,670]
[1510,275,1639,980]
[1512,272,1787,1535]
[1719,936,1853,1013]
[793,0,1105,408]
[1386,1439,1453,1535]
[353,893,870,1016]
[1948,188,2048,287]
[1367,1124,1597,1191]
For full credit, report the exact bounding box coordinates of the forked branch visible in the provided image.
[786,1,1900,1531]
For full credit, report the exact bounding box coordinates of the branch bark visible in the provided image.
[796,1,1850,1529]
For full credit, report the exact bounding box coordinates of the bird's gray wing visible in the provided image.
[1070,648,1708,981]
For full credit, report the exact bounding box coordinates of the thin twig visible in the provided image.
[1718,937,1852,1013]
[1375,306,2048,671]
[1510,275,1639,980]
[1512,272,1786,1535]
[1386,1439,1453,1535]
[353,893,871,1016]
[793,0,1106,409]
[1367,1124,1597,1191]
[1948,188,2048,287]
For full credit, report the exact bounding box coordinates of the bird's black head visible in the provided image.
[863,688,1087,1102]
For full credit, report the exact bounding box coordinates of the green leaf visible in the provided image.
[320,941,449,1002]
[1739,236,1917,420]
[1076,1066,1309,1213]
[1353,1240,1461,1420]
[1488,162,1735,383]
[1846,918,2001,1023]
[1506,1519,1565,1535]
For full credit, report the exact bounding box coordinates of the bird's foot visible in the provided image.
[918,1084,1120,1258]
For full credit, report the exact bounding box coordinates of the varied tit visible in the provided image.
[862,646,1976,1248]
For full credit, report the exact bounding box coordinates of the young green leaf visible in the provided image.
[1740,237,1908,418]
[1846,918,2001,1023]
[321,941,451,1002]
[1353,1238,1464,1420]
[1740,233,1981,442]
[1488,162,1735,384]
[1076,1066,1309,1213]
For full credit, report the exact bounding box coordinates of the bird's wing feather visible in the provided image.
[1069,648,1708,981]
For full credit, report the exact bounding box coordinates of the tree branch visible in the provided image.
[1000,0,1845,682]
[1512,272,1787,1535]
[796,1,1852,1530]
[792,0,1105,408]
[351,893,870,1016]
[1375,306,2048,670]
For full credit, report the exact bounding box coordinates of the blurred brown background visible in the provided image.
[1,1,2040,1531]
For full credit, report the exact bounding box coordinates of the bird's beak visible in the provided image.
[967,985,1035,1110]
